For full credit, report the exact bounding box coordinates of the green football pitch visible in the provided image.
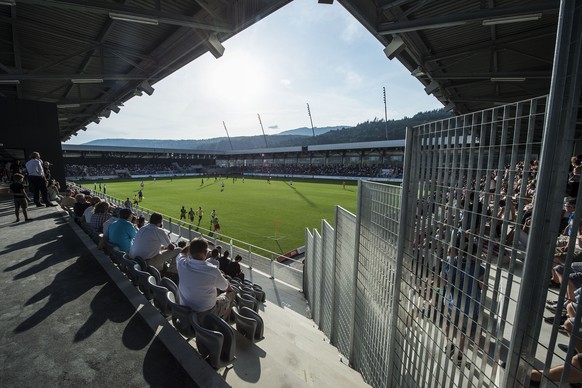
[81,177,358,253]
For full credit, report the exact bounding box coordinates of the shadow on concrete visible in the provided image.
[230,331,267,383]
[14,254,107,333]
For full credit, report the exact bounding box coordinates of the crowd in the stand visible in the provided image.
[245,163,402,178]
[65,163,176,177]
[415,154,582,385]
[63,162,403,179]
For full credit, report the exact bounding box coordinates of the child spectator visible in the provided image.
[10,173,32,222]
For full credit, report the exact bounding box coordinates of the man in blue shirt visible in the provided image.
[104,208,136,253]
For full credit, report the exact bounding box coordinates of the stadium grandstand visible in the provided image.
[1,1,581,388]
[61,141,405,181]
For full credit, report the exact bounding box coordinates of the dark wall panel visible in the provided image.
[0,98,65,187]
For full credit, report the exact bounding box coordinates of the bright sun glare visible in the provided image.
[207,52,268,104]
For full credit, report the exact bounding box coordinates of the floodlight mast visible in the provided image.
[306,103,315,137]
[223,121,234,150]
[257,114,268,147]
[383,86,388,140]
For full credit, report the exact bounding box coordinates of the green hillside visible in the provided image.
[85,177,358,253]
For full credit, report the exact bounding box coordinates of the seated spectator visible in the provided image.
[176,237,235,320]
[61,190,76,208]
[136,215,145,229]
[104,208,136,253]
[206,248,220,267]
[83,196,101,224]
[529,353,582,386]
[73,194,91,217]
[219,250,231,273]
[225,254,245,281]
[47,179,62,204]
[102,207,120,236]
[90,201,111,233]
[129,213,179,271]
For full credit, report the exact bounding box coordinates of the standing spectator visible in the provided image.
[176,237,235,320]
[129,213,179,271]
[9,173,32,222]
[25,152,53,207]
[42,161,52,182]
[124,197,132,210]
[442,242,485,366]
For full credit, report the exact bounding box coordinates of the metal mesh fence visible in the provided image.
[320,219,335,338]
[331,206,357,360]
[352,181,402,387]
[312,228,322,325]
[302,90,582,386]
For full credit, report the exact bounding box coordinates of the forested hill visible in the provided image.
[84,109,450,151]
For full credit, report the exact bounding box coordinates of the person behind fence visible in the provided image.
[176,237,235,320]
[442,240,485,366]
[9,173,31,222]
[129,213,179,271]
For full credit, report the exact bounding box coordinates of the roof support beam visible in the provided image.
[378,2,559,34]
[424,27,556,63]
[429,72,550,80]
[0,74,154,81]
[15,0,232,32]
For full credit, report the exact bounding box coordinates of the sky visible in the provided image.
[66,0,442,145]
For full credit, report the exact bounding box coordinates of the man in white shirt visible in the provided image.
[129,213,179,270]
[177,237,235,320]
[25,152,54,207]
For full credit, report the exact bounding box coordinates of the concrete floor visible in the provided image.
[0,194,368,388]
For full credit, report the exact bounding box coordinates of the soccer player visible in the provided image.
[188,207,195,223]
[210,209,216,227]
[197,206,204,225]
[133,194,139,207]
[138,189,143,201]
[180,206,186,220]
[213,216,221,234]
[141,180,144,189]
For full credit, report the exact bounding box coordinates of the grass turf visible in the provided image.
[82,177,357,253]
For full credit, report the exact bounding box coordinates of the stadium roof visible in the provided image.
[340,0,559,114]
[1,0,561,141]
[0,0,291,141]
